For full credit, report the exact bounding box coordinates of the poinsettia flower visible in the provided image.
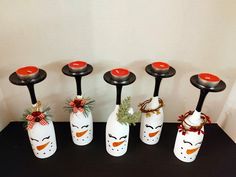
[78,107,84,112]
[69,101,75,107]
[65,97,94,116]
[31,111,42,117]
[73,107,78,113]
[81,100,86,106]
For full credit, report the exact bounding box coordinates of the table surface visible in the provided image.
[0,122,235,177]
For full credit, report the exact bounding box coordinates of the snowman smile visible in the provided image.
[112,141,125,147]
[149,131,159,137]
[76,130,88,137]
[36,142,50,151]
[186,147,199,154]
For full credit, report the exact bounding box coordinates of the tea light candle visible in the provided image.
[151,62,170,73]
[68,61,87,72]
[16,66,39,80]
[198,73,220,87]
[110,68,130,80]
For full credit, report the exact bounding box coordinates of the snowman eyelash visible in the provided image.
[195,141,202,145]
[155,125,162,129]
[42,136,50,141]
[81,125,89,129]
[145,124,153,129]
[119,135,127,140]
[72,124,79,129]
[30,138,39,142]
[109,134,117,139]
[183,140,193,146]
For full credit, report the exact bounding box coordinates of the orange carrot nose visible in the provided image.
[149,131,159,137]
[76,130,88,138]
[36,142,49,151]
[112,141,125,147]
[186,148,199,154]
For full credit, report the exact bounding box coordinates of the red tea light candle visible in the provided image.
[68,61,87,72]
[151,62,170,73]
[16,66,39,80]
[198,73,221,87]
[110,68,130,80]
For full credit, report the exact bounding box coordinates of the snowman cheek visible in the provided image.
[143,129,151,141]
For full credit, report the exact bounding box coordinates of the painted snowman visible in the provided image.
[28,120,57,159]
[106,105,129,157]
[173,73,226,162]
[70,96,93,146]
[173,110,205,162]
[62,61,94,146]
[139,62,175,145]
[139,96,164,145]
[9,66,57,159]
[105,97,140,157]
[104,68,139,157]
[26,103,57,159]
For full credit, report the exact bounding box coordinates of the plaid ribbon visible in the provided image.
[26,112,48,130]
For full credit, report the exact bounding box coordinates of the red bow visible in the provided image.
[26,112,48,130]
[69,98,86,113]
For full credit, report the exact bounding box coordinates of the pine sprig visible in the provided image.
[64,97,95,117]
[117,97,141,126]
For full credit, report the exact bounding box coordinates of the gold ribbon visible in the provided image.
[32,101,42,112]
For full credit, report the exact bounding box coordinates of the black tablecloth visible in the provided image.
[0,122,235,177]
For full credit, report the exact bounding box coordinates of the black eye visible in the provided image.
[42,136,50,141]
[72,124,79,129]
[195,141,202,146]
[30,138,39,142]
[81,125,89,129]
[108,134,117,140]
[155,125,162,129]
[183,140,193,146]
[145,124,153,129]
[119,135,127,140]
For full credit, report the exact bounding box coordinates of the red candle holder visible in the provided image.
[110,68,130,80]
[198,73,220,87]
[151,62,170,73]
[16,66,39,80]
[68,61,87,72]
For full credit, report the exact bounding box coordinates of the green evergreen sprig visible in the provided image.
[117,97,141,126]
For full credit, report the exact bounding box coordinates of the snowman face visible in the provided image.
[140,109,164,145]
[28,121,57,159]
[70,112,93,146]
[106,133,128,153]
[174,130,204,162]
[105,105,130,157]
[143,123,162,141]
